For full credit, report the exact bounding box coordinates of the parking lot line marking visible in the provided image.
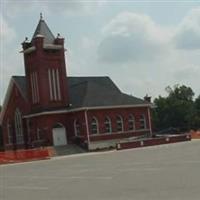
[0,175,113,180]
[0,186,48,190]
[118,167,161,172]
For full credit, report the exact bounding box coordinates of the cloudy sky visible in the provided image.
[0,0,200,105]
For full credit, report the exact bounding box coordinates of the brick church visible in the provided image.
[0,15,152,151]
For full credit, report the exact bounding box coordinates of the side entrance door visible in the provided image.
[52,126,67,146]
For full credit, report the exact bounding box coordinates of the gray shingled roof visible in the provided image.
[13,76,148,110]
[68,77,147,108]
[13,76,28,98]
[31,19,55,44]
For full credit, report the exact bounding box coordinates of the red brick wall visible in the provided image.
[25,106,151,146]
[27,114,69,145]
[117,134,191,150]
[67,111,88,139]
[23,36,69,112]
[2,83,29,150]
[86,107,151,141]
[3,100,151,149]
[27,111,88,146]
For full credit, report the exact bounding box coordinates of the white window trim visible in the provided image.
[32,73,37,103]
[30,72,39,104]
[48,68,61,101]
[56,69,61,100]
[139,114,147,130]
[104,116,112,133]
[48,69,53,100]
[128,114,136,131]
[34,72,40,102]
[74,119,80,136]
[15,109,24,144]
[30,73,35,103]
[7,120,13,144]
[116,115,124,132]
[52,69,57,100]
[91,117,99,135]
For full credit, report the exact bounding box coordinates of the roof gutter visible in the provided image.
[22,103,152,119]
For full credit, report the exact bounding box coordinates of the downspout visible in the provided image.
[84,109,90,149]
[147,106,152,137]
[26,118,30,148]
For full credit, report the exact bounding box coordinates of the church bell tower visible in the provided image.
[21,14,69,112]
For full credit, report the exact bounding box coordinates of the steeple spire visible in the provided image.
[40,12,43,20]
[31,14,55,44]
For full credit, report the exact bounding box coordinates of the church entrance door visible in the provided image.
[52,124,67,146]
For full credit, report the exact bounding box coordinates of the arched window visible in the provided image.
[104,117,112,133]
[91,117,99,135]
[7,119,13,144]
[128,115,135,131]
[15,109,24,144]
[116,115,123,132]
[140,114,147,129]
[74,119,80,136]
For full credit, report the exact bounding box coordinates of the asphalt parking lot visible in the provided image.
[0,141,200,200]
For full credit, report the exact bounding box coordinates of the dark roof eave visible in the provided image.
[23,104,151,118]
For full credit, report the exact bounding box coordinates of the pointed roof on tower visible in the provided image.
[31,13,55,44]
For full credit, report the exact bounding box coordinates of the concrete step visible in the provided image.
[54,144,87,156]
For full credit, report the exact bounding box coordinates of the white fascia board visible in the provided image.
[43,44,63,50]
[84,104,151,110]
[23,104,151,119]
[20,46,36,54]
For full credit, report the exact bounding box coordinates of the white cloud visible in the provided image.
[96,10,200,99]
[98,12,171,63]
[2,0,106,17]
[173,7,200,50]
[0,15,18,104]
[0,6,200,104]
[174,66,200,80]
[102,12,169,41]
[0,14,16,41]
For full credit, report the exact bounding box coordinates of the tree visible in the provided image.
[192,95,200,129]
[195,95,200,114]
[153,85,195,131]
